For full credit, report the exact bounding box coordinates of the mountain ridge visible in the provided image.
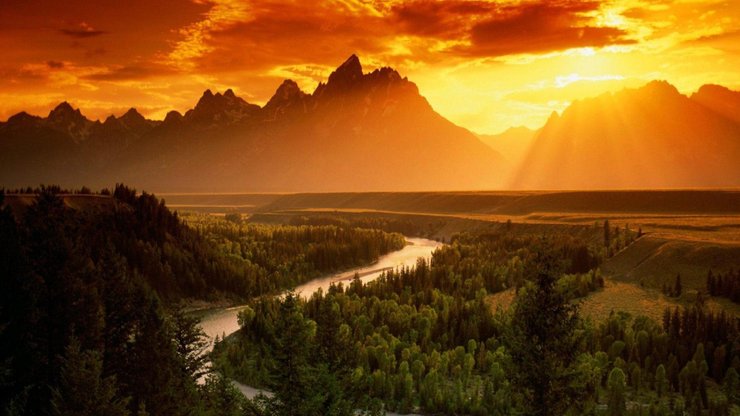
[509,80,740,189]
[3,67,739,191]
[0,55,505,192]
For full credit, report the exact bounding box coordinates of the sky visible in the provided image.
[0,0,738,134]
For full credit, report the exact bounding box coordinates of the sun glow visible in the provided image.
[554,73,626,88]
[0,0,739,133]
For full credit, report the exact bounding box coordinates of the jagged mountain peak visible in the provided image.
[369,66,402,81]
[635,80,681,97]
[188,88,260,124]
[263,80,310,119]
[117,108,155,132]
[267,80,307,105]
[48,101,85,121]
[195,89,246,108]
[276,79,302,94]
[337,54,362,74]
[326,54,364,88]
[120,108,145,122]
[0,55,507,191]
[8,111,40,123]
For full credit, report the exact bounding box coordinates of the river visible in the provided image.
[198,237,442,404]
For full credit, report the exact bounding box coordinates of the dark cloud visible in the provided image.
[193,4,390,73]
[463,1,634,56]
[46,60,64,69]
[60,28,106,38]
[187,0,630,76]
[191,0,636,74]
[390,1,495,38]
[84,65,173,81]
[0,66,47,83]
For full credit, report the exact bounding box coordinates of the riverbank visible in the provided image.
[199,237,442,343]
[199,237,442,413]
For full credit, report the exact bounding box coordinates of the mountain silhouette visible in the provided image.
[510,81,740,189]
[0,55,504,191]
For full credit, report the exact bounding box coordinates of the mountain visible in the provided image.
[691,84,740,124]
[510,81,740,189]
[0,103,161,187]
[0,55,504,192]
[478,126,537,173]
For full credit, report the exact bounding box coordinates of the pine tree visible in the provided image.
[169,304,210,382]
[607,367,626,416]
[50,339,130,416]
[673,274,682,297]
[507,264,584,415]
[724,368,739,405]
[199,374,244,416]
[655,364,668,398]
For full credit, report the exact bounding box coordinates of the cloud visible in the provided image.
[59,22,106,38]
[0,0,737,134]
[390,1,495,38]
[83,64,174,81]
[164,0,638,77]
[167,0,249,71]
[462,1,634,56]
[687,28,740,45]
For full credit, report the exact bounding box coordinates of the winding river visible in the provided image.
[198,237,442,402]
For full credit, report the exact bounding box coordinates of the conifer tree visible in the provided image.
[51,339,130,416]
[607,367,626,416]
[507,262,584,415]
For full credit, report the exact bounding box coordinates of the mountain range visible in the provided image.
[0,55,504,192]
[504,81,740,189]
[1,55,739,191]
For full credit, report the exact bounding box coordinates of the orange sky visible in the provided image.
[1,0,738,134]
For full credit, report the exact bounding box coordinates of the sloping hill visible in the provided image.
[601,235,740,290]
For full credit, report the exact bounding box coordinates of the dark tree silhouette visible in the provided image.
[507,261,585,415]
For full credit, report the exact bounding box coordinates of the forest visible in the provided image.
[213,227,740,415]
[1,186,738,415]
[0,186,406,416]
[182,212,406,293]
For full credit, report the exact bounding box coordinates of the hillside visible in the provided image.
[0,55,504,192]
[510,81,740,189]
[602,235,740,291]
